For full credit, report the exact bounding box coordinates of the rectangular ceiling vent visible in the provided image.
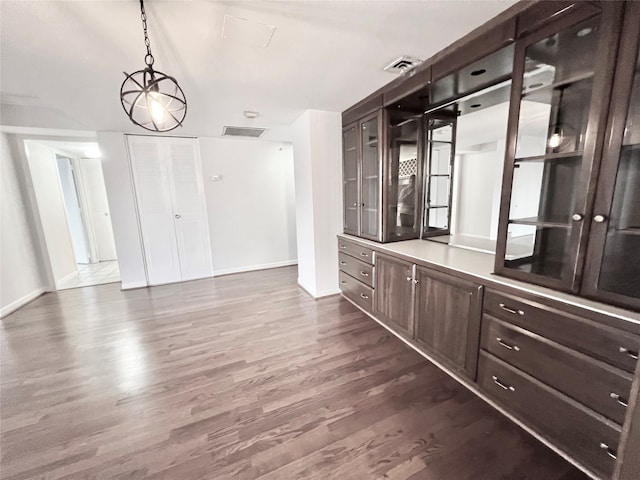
[222,126,267,138]
[384,56,423,74]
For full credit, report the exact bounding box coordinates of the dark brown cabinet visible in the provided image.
[494,2,627,296]
[582,2,640,311]
[414,267,483,379]
[342,110,383,241]
[373,254,414,337]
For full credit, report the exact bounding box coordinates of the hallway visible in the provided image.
[57,260,120,290]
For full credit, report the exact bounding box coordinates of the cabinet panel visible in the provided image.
[478,351,621,479]
[360,115,381,239]
[342,124,359,235]
[481,314,633,425]
[494,3,622,292]
[374,254,413,337]
[484,289,640,373]
[414,266,483,379]
[339,271,373,313]
[582,2,640,310]
[338,252,373,288]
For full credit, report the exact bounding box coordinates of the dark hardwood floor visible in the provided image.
[1,266,588,479]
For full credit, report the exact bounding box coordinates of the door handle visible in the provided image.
[175,214,181,219]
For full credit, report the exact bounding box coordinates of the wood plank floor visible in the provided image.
[1,266,588,479]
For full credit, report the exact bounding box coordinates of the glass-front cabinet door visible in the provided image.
[423,115,455,237]
[384,111,421,242]
[360,113,381,240]
[495,4,621,292]
[342,124,359,235]
[583,2,640,310]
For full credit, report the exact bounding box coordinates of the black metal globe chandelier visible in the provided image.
[120,0,187,132]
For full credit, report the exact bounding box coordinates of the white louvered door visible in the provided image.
[128,135,213,286]
[166,139,213,281]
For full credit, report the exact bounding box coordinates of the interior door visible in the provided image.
[128,136,182,285]
[81,158,118,261]
[166,139,213,281]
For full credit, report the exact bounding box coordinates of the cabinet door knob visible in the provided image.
[413,279,419,285]
[353,203,358,207]
[499,303,524,316]
[571,213,583,222]
[175,214,181,219]
[593,214,607,223]
[492,375,515,392]
[340,261,347,266]
[599,443,617,460]
[496,337,520,352]
[619,346,639,360]
[406,276,412,282]
[610,392,628,408]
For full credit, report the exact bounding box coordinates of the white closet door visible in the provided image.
[167,139,213,281]
[128,136,182,285]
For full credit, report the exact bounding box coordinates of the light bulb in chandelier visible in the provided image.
[120,0,187,132]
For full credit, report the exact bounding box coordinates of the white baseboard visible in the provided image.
[0,288,46,318]
[297,280,340,299]
[214,259,298,277]
[54,270,78,288]
[121,280,148,290]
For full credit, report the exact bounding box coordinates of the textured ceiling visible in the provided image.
[0,0,516,140]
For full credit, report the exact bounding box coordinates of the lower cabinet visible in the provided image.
[414,267,483,379]
[373,254,414,337]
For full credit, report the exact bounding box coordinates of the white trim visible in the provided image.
[0,288,46,318]
[121,281,148,290]
[214,259,297,277]
[340,294,601,480]
[54,270,79,289]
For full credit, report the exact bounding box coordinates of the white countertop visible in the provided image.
[338,234,640,326]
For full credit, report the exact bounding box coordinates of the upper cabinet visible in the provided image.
[342,110,383,241]
[494,2,623,293]
[582,2,640,310]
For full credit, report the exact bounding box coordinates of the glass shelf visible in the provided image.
[521,71,594,98]
[509,216,571,228]
[515,151,584,163]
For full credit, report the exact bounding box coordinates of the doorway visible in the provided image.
[23,139,120,290]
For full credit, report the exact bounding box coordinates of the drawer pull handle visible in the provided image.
[619,346,639,360]
[599,443,617,460]
[610,392,628,408]
[360,293,369,299]
[492,375,515,392]
[499,303,524,316]
[340,281,347,285]
[340,261,347,266]
[496,337,520,352]
[360,271,369,277]
[339,245,347,249]
[360,252,369,257]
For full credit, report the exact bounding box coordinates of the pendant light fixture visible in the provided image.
[120,0,187,132]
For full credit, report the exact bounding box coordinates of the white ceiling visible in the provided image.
[0,0,517,140]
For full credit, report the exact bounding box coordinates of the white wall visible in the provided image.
[24,141,78,286]
[0,133,49,316]
[56,155,90,264]
[98,132,298,287]
[292,110,343,298]
[199,137,297,275]
[97,132,147,289]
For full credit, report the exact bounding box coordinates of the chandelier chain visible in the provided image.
[139,0,154,67]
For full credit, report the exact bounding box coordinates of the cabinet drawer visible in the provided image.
[481,315,632,425]
[339,271,373,312]
[337,239,374,265]
[478,352,621,479]
[484,289,640,373]
[338,252,373,288]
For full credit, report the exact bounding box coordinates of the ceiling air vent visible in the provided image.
[384,56,423,74]
[222,126,267,138]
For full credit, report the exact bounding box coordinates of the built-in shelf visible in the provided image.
[509,216,571,228]
[366,140,378,147]
[363,175,379,180]
[521,71,594,98]
[614,228,640,237]
[345,147,356,152]
[515,151,584,163]
[429,140,453,145]
[428,205,450,209]
[429,174,451,177]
